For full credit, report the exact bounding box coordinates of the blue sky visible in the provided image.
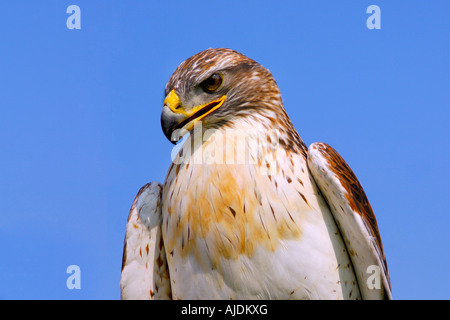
[0,1,448,299]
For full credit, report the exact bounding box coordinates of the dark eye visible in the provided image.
[200,73,223,93]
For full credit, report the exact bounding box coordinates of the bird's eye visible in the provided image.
[200,73,223,93]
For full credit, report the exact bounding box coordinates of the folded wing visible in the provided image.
[120,182,172,299]
[307,143,392,300]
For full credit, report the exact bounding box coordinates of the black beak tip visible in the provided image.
[161,114,181,145]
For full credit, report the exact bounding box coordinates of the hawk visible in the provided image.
[120,48,392,300]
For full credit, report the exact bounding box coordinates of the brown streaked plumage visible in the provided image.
[120,182,171,300]
[307,142,392,299]
[121,48,391,300]
[310,142,386,263]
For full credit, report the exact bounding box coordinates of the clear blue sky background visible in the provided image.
[0,1,448,299]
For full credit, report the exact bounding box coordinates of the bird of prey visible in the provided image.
[120,48,392,300]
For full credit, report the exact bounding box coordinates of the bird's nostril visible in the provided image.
[175,103,182,110]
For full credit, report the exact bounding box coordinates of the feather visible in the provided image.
[120,182,171,299]
[307,142,392,299]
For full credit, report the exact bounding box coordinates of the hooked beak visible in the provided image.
[161,89,226,144]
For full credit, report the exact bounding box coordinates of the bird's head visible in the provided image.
[161,48,285,144]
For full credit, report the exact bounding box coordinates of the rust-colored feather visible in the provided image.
[308,142,391,294]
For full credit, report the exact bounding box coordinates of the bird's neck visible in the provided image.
[172,113,307,169]
[220,107,308,160]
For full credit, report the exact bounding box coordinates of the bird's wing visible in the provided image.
[120,182,172,299]
[307,142,392,300]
